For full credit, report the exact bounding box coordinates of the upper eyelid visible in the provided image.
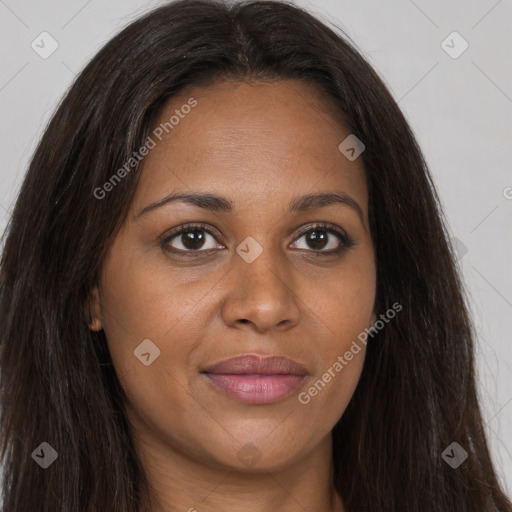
[162,223,222,244]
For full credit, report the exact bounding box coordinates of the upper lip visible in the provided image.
[201,354,308,376]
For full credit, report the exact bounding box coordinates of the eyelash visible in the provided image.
[160,222,356,257]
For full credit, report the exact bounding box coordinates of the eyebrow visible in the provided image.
[135,191,365,225]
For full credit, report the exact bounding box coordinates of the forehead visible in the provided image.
[133,79,367,214]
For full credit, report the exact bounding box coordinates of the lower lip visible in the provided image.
[203,373,305,404]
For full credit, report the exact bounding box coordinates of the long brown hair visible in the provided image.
[1,1,510,510]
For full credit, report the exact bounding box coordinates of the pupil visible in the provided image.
[179,228,329,251]
[307,229,327,250]
[183,229,205,250]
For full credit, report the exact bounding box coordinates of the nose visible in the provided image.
[220,244,301,334]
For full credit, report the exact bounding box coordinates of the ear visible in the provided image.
[87,284,103,331]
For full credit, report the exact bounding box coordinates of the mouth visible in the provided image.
[200,354,308,405]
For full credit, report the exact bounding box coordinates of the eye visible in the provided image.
[160,222,355,257]
[290,223,355,254]
[161,223,224,255]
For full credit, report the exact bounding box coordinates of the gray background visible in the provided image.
[1,0,511,493]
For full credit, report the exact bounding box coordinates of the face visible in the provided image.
[89,79,376,472]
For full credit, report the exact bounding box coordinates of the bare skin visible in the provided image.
[89,79,376,512]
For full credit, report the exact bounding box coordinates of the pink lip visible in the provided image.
[201,355,307,405]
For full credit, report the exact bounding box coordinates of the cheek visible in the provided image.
[297,251,375,415]
[309,248,376,352]
[100,266,202,448]
[96,257,196,418]
[98,248,199,356]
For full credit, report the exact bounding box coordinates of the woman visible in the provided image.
[1,0,510,511]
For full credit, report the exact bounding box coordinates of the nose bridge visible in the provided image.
[239,238,289,294]
[221,234,300,331]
